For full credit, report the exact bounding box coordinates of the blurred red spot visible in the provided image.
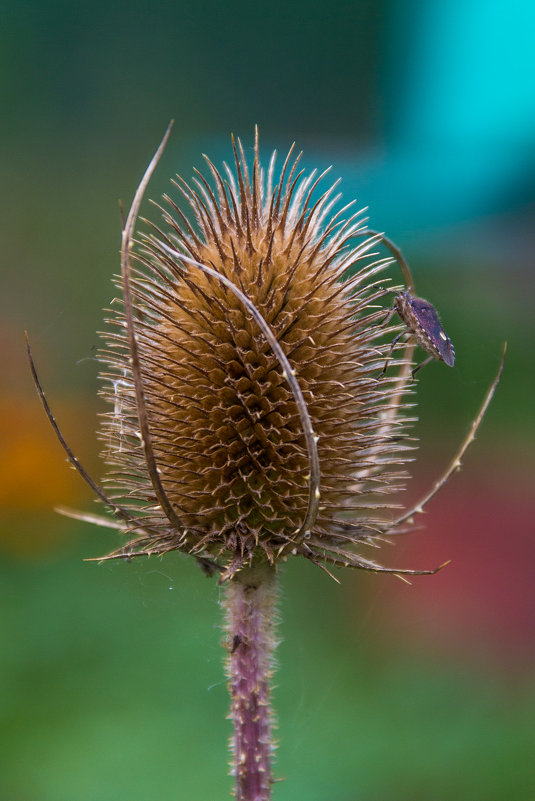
[376,460,535,666]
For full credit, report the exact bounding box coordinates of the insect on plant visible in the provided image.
[25,124,505,573]
[25,124,506,801]
[353,230,455,378]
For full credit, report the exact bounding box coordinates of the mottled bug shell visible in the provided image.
[394,291,455,367]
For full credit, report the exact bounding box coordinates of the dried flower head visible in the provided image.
[27,124,504,582]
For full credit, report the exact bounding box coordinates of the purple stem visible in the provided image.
[223,564,279,801]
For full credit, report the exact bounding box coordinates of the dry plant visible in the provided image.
[27,123,505,801]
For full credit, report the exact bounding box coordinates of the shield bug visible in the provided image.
[391,289,455,375]
[353,229,455,377]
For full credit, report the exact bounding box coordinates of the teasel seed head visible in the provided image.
[97,127,422,579]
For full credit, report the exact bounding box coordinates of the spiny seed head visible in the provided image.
[98,130,415,579]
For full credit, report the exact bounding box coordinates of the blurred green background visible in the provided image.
[2,0,534,799]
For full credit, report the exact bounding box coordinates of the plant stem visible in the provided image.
[223,562,279,801]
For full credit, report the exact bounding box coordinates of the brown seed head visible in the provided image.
[98,130,415,578]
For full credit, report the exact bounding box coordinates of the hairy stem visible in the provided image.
[222,563,279,801]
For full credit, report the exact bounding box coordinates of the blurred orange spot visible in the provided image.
[0,397,98,554]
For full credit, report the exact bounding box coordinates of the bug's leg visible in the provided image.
[378,330,408,378]
[380,303,397,326]
[411,355,433,380]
